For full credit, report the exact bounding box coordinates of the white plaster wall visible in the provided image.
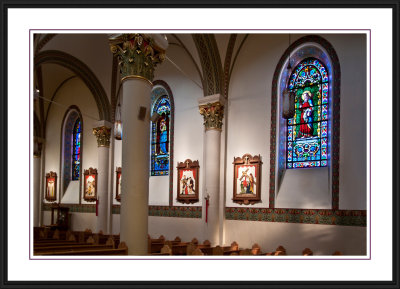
[150,38,204,207]
[148,216,204,243]
[277,168,331,208]
[225,220,366,255]
[225,34,282,208]
[111,214,120,235]
[325,34,367,210]
[69,213,97,231]
[42,211,97,232]
[44,76,100,204]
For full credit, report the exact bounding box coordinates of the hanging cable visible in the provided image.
[165,55,203,90]
[36,95,100,121]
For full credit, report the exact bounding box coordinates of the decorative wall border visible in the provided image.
[42,204,365,225]
[148,206,202,218]
[42,203,95,213]
[192,34,223,96]
[43,204,202,219]
[270,35,341,209]
[226,207,366,227]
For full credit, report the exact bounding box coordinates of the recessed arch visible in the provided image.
[59,105,83,200]
[35,50,111,122]
[270,35,341,210]
[151,80,175,206]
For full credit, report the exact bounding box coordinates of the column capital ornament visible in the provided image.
[199,101,225,130]
[109,34,167,82]
[93,126,111,147]
[33,137,44,158]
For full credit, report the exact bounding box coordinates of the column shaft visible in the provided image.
[204,129,222,245]
[33,156,41,227]
[120,78,151,255]
[96,146,109,233]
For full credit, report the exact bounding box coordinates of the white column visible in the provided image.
[33,154,41,227]
[199,94,225,246]
[109,33,168,255]
[33,137,43,227]
[93,122,112,234]
[120,78,152,254]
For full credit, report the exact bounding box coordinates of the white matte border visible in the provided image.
[7,7,391,282]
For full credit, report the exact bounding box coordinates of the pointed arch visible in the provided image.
[59,105,83,198]
[270,35,341,210]
[35,50,111,122]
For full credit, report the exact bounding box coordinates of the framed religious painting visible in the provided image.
[233,154,262,205]
[176,159,199,204]
[83,167,97,202]
[115,167,122,202]
[45,171,57,202]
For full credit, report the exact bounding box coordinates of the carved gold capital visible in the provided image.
[199,102,225,130]
[93,126,111,147]
[109,34,166,82]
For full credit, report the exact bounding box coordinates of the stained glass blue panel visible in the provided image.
[151,95,171,176]
[72,119,81,180]
[287,58,328,169]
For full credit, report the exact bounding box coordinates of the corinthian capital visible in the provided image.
[108,34,168,82]
[198,94,225,131]
[93,126,111,148]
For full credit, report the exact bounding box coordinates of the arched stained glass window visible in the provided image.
[151,95,171,176]
[72,118,81,180]
[287,57,329,169]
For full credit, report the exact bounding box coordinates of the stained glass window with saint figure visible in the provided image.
[151,96,170,176]
[72,118,81,180]
[287,58,329,169]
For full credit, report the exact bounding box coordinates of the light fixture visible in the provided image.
[114,100,122,140]
[282,33,295,119]
[34,86,40,100]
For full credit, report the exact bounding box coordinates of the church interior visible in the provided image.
[32,32,367,256]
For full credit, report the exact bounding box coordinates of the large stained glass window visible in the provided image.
[287,58,328,169]
[151,95,171,176]
[72,118,81,180]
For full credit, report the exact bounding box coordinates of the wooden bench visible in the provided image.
[35,242,128,256]
[34,244,113,255]
[34,241,83,247]
[36,248,127,256]
[151,244,172,256]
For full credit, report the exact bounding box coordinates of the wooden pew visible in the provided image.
[36,242,128,256]
[164,240,187,255]
[34,241,83,248]
[191,248,204,255]
[265,245,287,256]
[251,243,261,255]
[148,235,165,254]
[34,244,113,255]
[152,244,172,256]
[186,240,211,255]
[302,248,313,256]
